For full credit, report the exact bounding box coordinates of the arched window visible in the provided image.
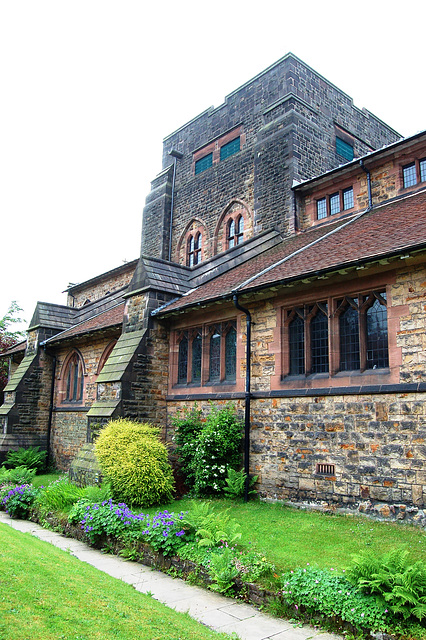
[288,311,305,375]
[63,351,84,403]
[177,333,189,383]
[187,232,202,266]
[227,215,244,249]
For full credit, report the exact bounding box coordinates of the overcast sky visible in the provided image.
[1,0,425,332]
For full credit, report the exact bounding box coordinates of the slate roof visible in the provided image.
[45,303,125,344]
[154,189,426,316]
[0,340,26,357]
[3,353,37,393]
[96,329,145,383]
[29,302,78,331]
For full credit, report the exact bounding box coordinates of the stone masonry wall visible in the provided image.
[51,333,120,469]
[144,54,400,263]
[164,260,426,507]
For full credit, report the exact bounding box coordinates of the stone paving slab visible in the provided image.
[0,512,344,640]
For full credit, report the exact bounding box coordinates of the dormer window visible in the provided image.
[316,187,354,220]
[402,158,426,189]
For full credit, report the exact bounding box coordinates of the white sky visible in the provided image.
[1,0,425,332]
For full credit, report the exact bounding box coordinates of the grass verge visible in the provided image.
[0,524,233,640]
[146,497,426,572]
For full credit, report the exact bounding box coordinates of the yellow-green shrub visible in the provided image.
[94,419,174,507]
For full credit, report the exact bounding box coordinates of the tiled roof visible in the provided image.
[155,189,426,316]
[0,340,26,357]
[46,303,125,343]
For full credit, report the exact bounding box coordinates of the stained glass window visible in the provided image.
[191,332,202,383]
[225,326,237,381]
[310,306,329,373]
[178,334,188,383]
[65,352,84,402]
[209,328,221,382]
[289,313,305,375]
[339,303,360,371]
[366,296,389,369]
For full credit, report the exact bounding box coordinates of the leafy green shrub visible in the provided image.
[172,407,203,489]
[94,418,175,507]
[346,548,426,622]
[223,469,258,499]
[1,484,40,518]
[174,405,242,496]
[0,465,36,486]
[4,446,47,473]
[281,566,394,633]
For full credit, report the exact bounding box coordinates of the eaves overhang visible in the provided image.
[153,244,426,319]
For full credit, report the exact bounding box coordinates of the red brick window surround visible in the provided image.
[402,158,426,189]
[192,126,244,176]
[175,320,236,386]
[61,350,85,403]
[283,290,388,379]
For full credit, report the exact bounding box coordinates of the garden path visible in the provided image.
[0,511,344,640]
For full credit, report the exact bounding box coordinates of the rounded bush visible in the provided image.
[94,419,174,507]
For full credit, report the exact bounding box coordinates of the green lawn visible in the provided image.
[149,497,426,572]
[0,524,233,640]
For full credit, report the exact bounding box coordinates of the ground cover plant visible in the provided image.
[0,524,234,640]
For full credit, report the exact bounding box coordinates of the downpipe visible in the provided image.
[232,294,252,502]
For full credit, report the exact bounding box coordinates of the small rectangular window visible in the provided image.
[195,153,213,175]
[336,137,354,161]
[220,137,240,161]
[329,193,340,215]
[420,158,426,183]
[343,187,354,210]
[316,198,327,220]
[403,162,417,188]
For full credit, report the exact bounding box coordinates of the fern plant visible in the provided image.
[223,469,258,499]
[346,548,426,621]
[181,502,242,548]
[4,447,46,473]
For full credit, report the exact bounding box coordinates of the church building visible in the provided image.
[2,53,426,508]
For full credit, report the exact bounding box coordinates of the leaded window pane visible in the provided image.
[225,327,236,381]
[310,307,329,373]
[329,193,340,215]
[289,314,305,375]
[317,198,327,220]
[178,335,188,383]
[191,333,202,383]
[237,216,244,234]
[403,163,416,188]
[340,305,360,370]
[209,329,221,381]
[343,187,354,210]
[366,298,389,369]
[420,158,426,183]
